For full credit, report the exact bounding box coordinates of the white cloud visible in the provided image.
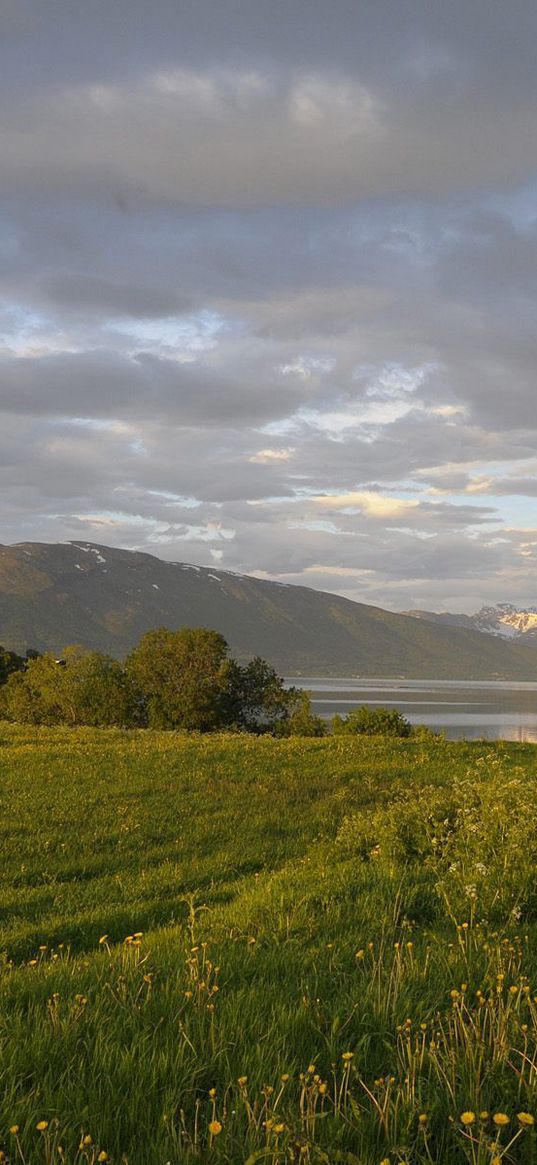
[314,491,420,518]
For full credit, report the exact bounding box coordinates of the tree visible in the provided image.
[2,646,138,727]
[125,627,231,730]
[0,645,26,687]
[224,656,296,733]
[332,705,412,738]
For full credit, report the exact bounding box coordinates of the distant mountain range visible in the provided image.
[403,603,537,641]
[0,541,536,679]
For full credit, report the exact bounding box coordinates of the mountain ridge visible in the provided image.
[1,540,536,679]
[403,603,537,641]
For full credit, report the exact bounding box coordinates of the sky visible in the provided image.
[1,0,537,613]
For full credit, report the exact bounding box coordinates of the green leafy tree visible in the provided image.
[332,705,412,738]
[0,645,26,687]
[224,656,295,733]
[125,627,231,730]
[2,646,137,727]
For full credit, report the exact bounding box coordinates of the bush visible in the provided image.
[332,705,412,737]
[276,691,327,737]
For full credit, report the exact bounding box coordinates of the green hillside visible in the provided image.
[1,727,537,1163]
[1,540,536,678]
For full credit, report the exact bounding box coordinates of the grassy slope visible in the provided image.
[1,727,537,1164]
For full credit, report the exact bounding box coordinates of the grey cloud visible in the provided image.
[2,68,536,208]
[38,275,191,319]
[0,349,308,425]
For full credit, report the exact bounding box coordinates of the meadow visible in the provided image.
[1,725,537,1164]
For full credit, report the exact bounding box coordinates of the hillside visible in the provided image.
[1,540,537,678]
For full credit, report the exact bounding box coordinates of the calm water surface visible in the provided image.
[286,678,537,742]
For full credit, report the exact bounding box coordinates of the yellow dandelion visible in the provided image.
[280,1074,290,1083]
[460,1111,476,1125]
[36,1121,49,1131]
[9,1126,19,1135]
[97,1153,108,1163]
[418,1113,428,1125]
[319,1083,328,1095]
[493,1113,510,1127]
[307,1063,316,1074]
[342,1051,354,1062]
[517,1112,535,1126]
[273,1123,285,1134]
[479,1111,489,1120]
[82,1135,92,1145]
[208,1088,217,1098]
[237,1076,248,1086]
[98,935,108,944]
[208,1120,222,1136]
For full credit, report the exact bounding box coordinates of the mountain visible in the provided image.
[403,603,537,641]
[0,541,536,679]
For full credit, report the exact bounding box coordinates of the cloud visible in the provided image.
[2,1,537,612]
[249,448,295,464]
[314,491,419,519]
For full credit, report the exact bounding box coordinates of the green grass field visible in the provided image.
[2,725,537,1164]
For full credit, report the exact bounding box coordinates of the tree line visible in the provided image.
[0,628,413,737]
[0,628,326,734]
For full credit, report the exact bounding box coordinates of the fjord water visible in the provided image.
[287,677,537,741]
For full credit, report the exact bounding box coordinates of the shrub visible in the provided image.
[332,705,412,737]
[276,691,326,737]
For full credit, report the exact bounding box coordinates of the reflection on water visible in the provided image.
[285,678,537,742]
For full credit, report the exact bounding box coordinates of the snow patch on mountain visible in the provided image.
[404,603,537,640]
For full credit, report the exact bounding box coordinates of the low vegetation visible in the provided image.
[0,726,537,1163]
